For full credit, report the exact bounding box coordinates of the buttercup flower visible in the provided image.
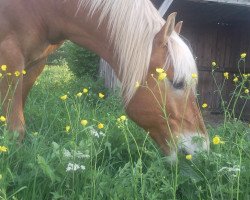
[0,116,6,122]
[7,73,12,76]
[191,73,198,79]
[233,77,239,83]
[202,103,208,108]
[212,61,217,67]
[0,73,3,78]
[97,123,104,129]
[244,89,249,94]
[65,126,70,133]
[60,95,68,101]
[213,135,224,145]
[99,93,105,99]
[0,146,8,152]
[223,72,229,79]
[242,74,248,79]
[22,70,26,75]
[83,88,88,94]
[186,154,192,160]
[135,81,140,88]
[120,115,127,121]
[76,92,82,97]
[14,71,20,77]
[240,53,246,59]
[156,68,165,74]
[1,65,7,71]
[80,119,88,126]
[158,72,167,81]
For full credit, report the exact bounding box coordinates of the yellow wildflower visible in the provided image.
[97,123,104,129]
[60,95,67,101]
[7,73,12,76]
[80,119,88,126]
[0,116,6,122]
[212,61,217,67]
[99,93,105,99]
[243,74,248,79]
[0,73,2,78]
[223,72,229,79]
[120,115,127,121]
[76,92,82,97]
[33,132,38,136]
[244,89,249,94]
[158,72,167,81]
[233,77,239,83]
[186,154,192,160]
[14,71,20,77]
[0,146,8,152]
[240,53,246,59]
[202,103,208,108]
[212,135,224,145]
[83,88,88,94]
[135,81,140,88]
[22,70,27,75]
[65,126,70,133]
[156,68,165,73]
[191,73,198,79]
[1,65,7,71]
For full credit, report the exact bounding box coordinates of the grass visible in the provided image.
[0,64,250,200]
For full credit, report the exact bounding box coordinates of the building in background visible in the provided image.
[100,0,250,119]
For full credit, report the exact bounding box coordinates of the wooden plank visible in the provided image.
[158,0,173,16]
[188,0,250,6]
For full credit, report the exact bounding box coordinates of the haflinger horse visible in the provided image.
[0,0,209,161]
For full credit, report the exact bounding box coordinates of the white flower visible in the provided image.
[66,163,86,172]
[99,131,105,137]
[63,149,72,158]
[218,165,241,173]
[88,127,105,138]
[63,149,90,159]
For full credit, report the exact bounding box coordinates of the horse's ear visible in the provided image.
[157,12,177,46]
[175,21,183,35]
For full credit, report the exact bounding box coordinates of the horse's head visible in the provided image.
[126,13,209,161]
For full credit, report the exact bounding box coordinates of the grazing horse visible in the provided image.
[0,0,209,161]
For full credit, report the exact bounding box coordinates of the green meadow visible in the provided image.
[0,63,249,200]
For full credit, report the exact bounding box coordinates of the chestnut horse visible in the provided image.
[0,0,209,161]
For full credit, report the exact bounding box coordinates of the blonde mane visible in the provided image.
[78,0,197,104]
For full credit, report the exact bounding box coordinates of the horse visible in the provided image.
[0,0,209,161]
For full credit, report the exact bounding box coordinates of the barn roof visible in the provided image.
[165,0,250,26]
[154,0,250,7]
[189,0,250,7]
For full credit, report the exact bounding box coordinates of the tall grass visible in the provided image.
[0,63,249,200]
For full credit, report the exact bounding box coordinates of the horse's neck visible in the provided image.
[46,0,119,75]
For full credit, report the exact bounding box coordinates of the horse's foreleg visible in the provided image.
[22,59,46,104]
[0,37,25,139]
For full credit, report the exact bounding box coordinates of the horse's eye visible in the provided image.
[170,80,184,89]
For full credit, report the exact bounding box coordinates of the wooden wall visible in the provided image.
[181,22,250,111]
